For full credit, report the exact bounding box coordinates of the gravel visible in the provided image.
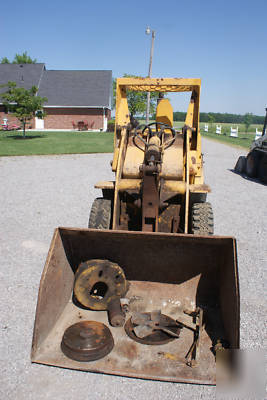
[0,138,266,400]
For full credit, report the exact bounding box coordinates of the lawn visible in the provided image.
[200,129,253,149]
[184,122,258,149]
[0,122,257,157]
[0,130,114,156]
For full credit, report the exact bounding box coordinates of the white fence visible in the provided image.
[230,126,238,137]
[201,124,264,140]
[216,125,222,134]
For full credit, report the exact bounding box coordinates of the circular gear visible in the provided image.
[61,321,114,362]
[74,259,128,310]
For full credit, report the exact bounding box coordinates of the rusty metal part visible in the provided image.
[107,297,125,327]
[141,172,159,232]
[32,228,240,384]
[125,311,182,345]
[145,135,161,164]
[135,122,165,233]
[194,307,203,363]
[213,339,230,358]
[184,307,203,367]
[185,337,198,367]
[61,321,114,362]
[158,204,181,233]
[74,259,128,310]
[119,198,129,229]
[131,310,181,338]
[120,298,130,313]
[118,194,142,231]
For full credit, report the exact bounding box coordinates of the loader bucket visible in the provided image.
[31,228,239,385]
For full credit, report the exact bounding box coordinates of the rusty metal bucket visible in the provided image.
[31,228,239,385]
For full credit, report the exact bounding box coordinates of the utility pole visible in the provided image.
[145,27,155,125]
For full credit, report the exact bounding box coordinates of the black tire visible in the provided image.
[88,198,112,229]
[258,154,267,184]
[246,151,259,178]
[234,156,246,174]
[190,202,214,235]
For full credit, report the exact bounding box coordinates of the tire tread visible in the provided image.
[190,202,214,235]
[88,198,112,229]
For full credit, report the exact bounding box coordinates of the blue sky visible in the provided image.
[1,0,266,115]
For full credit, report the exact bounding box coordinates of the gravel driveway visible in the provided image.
[0,138,266,399]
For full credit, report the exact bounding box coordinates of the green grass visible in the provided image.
[0,121,259,156]
[193,122,258,149]
[200,129,253,149]
[0,130,114,156]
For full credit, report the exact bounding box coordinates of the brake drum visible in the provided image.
[61,321,114,361]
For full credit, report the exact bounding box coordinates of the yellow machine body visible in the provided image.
[99,77,210,234]
[156,98,173,127]
[32,77,239,385]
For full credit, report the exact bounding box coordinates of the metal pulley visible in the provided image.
[61,321,114,362]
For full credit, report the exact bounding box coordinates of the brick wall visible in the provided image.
[44,107,110,130]
[0,106,111,130]
[0,106,35,128]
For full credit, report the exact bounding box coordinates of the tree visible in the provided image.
[173,111,186,121]
[1,81,47,138]
[208,113,215,126]
[13,51,37,64]
[244,112,253,132]
[1,52,37,64]
[113,74,159,118]
[1,57,10,64]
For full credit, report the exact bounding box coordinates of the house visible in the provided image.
[0,64,112,131]
[0,63,45,129]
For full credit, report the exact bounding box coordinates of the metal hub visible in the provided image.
[61,321,114,362]
[73,259,128,310]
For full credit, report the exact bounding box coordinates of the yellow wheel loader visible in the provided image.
[90,77,213,235]
[32,77,239,385]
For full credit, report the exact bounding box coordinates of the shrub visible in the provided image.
[107,121,115,132]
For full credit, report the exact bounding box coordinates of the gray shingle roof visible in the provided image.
[0,63,45,93]
[38,70,112,107]
[0,65,112,108]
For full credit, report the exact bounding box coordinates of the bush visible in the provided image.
[107,121,115,132]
